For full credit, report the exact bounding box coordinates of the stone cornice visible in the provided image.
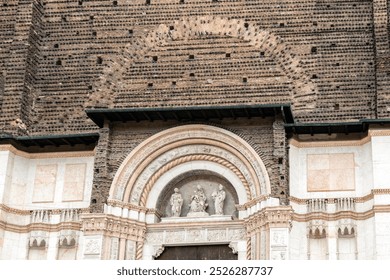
[242,195,270,209]
[0,220,81,233]
[289,137,371,148]
[81,213,146,240]
[289,128,390,148]
[147,219,243,230]
[0,144,95,159]
[107,199,148,212]
[0,204,90,216]
[292,205,390,222]
[245,206,293,234]
[289,189,390,205]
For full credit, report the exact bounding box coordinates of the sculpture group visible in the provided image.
[169,184,226,217]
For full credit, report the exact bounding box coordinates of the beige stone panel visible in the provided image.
[32,164,57,203]
[307,154,329,170]
[330,168,355,191]
[308,169,330,191]
[329,153,354,170]
[63,163,86,201]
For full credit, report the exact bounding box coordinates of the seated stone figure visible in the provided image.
[187,185,209,217]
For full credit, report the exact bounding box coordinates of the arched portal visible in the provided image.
[105,124,278,260]
[109,124,271,211]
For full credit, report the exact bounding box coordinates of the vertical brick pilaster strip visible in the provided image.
[91,121,111,213]
[273,118,287,204]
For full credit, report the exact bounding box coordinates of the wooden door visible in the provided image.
[156,244,237,260]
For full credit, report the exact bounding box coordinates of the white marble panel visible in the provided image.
[62,163,86,201]
[32,164,57,203]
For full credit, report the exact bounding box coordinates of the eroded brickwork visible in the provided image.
[0,0,389,212]
[1,0,388,136]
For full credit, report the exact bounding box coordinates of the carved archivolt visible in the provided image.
[109,125,271,208]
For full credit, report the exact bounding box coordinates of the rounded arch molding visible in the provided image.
[109,124,271,208]
[87,16,317,112]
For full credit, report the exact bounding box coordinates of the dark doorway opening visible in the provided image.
[155,244,237,260]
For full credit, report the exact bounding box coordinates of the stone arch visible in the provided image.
[109,124,271,208]
[87,16,317,112]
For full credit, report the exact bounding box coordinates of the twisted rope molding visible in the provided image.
[139,154,252,207]
[136,241,144,260]
[247,235,252,260]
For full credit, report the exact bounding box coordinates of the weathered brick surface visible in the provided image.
[0,0,388,136]
[0,1,389,210]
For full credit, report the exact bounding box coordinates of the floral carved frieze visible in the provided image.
[145,226,246,246]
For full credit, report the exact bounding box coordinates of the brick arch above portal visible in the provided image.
[87,16,317,113]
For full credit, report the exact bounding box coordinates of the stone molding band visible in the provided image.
[0,144,95,158]
[292,205,390,222]
[289,189,390,205]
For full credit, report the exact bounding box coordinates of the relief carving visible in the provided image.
[84,239,101,255]
[228,229,246,240]
[165,231,185,244]
[188,185,209,217]
[145,232,163,244]
[207,229,226,241]
[187,229,205,242]
[271,230,287,246]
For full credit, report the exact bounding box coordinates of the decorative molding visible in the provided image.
[368,129,390,136]
[292,206,390,222]
[107,199,148,212]
[136,241,144,260]
[245,206,293,235]
[289,138,371,148]
[290,189,390,205]
[0,204,87,233]
[81,213,146,241]
[145,223,245,247]
[289,129,390,148]
[0,144,95,159]
[228,241,238,254]
[84,239,101,255]
[0,204,31,215]
[152,245,165,259]
[242,195,270,209]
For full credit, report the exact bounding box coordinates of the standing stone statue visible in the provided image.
[188,185,209,217]
[170,188,183,217]
[212,184,226,215]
